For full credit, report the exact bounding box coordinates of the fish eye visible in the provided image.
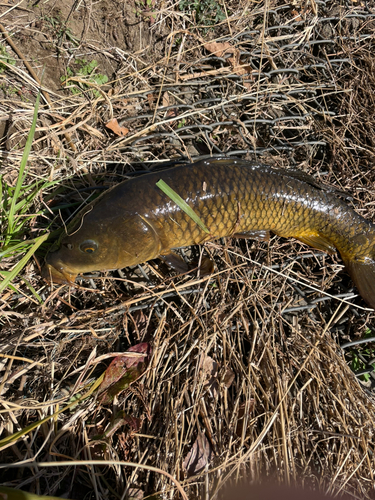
[79,240,98,254]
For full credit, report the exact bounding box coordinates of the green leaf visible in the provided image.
[156,179,210,234]
[6,92,40,243]
[0,233,49,294]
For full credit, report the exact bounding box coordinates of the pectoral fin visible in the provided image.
[159,252,215,276]
[233,230,271,241]
[191,256,215,276]
[159,252,190,273]
[294,232,336,253]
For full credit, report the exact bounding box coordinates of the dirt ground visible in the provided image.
[3,0,165,90]
[1,0,375,499]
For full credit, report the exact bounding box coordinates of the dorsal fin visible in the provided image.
[271,166,351,198]
[271,166,324,190]
[202,158,350,197]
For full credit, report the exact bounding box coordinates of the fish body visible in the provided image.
[43,158,375,309]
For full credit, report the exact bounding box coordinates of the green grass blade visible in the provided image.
[0,232,49,294]
[7,92,40,238]
[156,179,210,234]
[0,272,18,293]
[20,277,43,304]
[0,486,74,500]
[0,241,32,259]
[13,179,60,215]
[0,372,104,449]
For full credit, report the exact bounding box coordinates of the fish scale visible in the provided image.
[43,158,375,309]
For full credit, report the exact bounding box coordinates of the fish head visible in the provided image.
[43,211,162,285]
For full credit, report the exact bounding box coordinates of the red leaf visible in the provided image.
[98,343,151,404]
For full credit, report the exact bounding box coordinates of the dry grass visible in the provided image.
[0,0,375,498]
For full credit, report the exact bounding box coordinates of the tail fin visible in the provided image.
[343,256,375,309]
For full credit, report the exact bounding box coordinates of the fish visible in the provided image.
[43,158,375,309]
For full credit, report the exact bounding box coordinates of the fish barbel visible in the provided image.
[43,158,375,309]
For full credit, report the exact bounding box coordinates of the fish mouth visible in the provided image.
[42,263,77,285]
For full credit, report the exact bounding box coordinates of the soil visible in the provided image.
[3,0,164,92]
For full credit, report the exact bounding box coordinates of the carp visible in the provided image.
[43,159,375,309]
